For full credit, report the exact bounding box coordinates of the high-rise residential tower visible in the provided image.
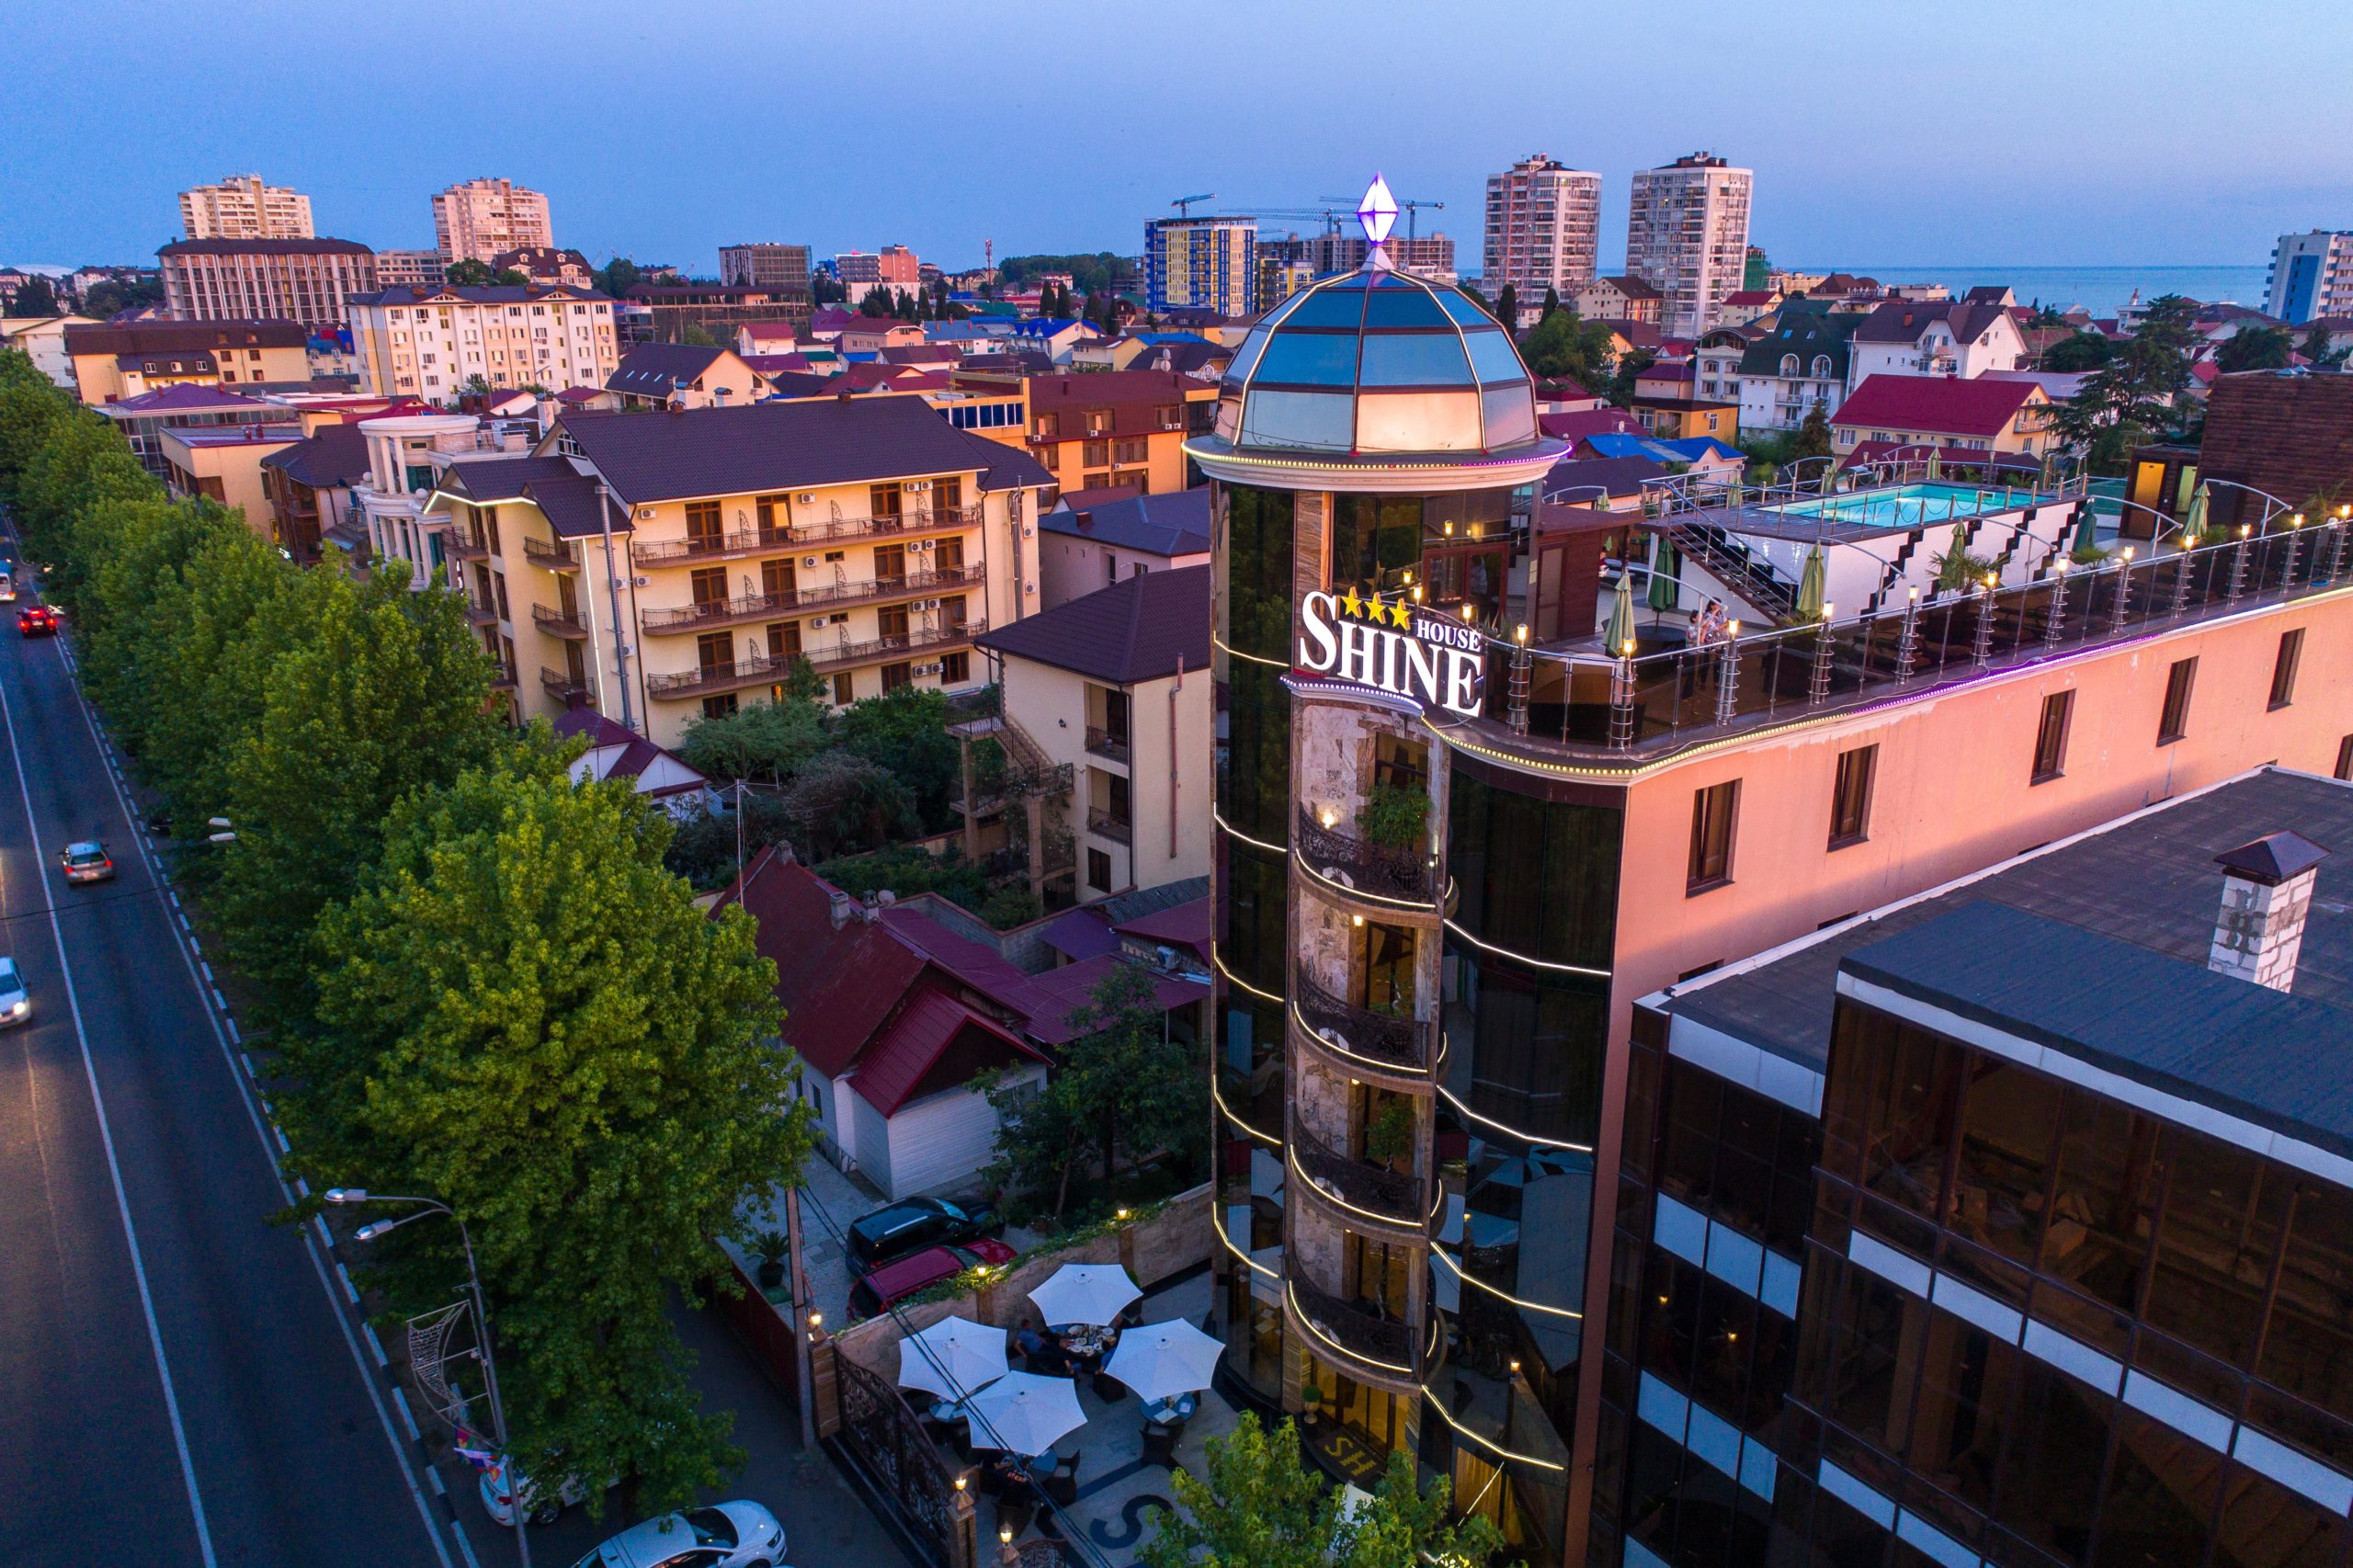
[2266,230,2353,324]
[720,243,814,294]
[1626,153,1752,337]
[1145,216,1256,316]
[1483,154,1601,305]
[432,178,552,267]
[178,175,314,241]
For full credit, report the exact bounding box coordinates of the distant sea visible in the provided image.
[1793,265,2270,317]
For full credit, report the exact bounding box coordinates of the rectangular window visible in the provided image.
[2030,690,2074,783]
[2337,735,2353,782]
[1828,744,1876,848]
[869,483,902,521]
[878,603,910,639]
[1688,780,1739,892]
[685,500,722,548]
[872,543,906,586]
[831,671,853,706]
[767,622,801,660]
[1082,440,1111,469]
[881,661,912,693]
[940,651,969,684]
[1086,847,1113,892]
[2269,628,2305,709]
[689,565,728,607]
[760,558,796,599]
[695,631,732,675]
[2158,657,2197,744]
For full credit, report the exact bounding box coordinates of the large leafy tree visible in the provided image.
[1793,397,1835,460]
[984,962,1199,1221]
[1139,1413,1500,1568]
[2042,330,2113,372]
[1517,309,1618,388]
[2216,324,2294,373]
[211,562,506,1016]
[675,694,833,786]
[291,753,809,1515]
[2299,324,2349,370]
[833,684,962,826]
[2048,294,2201,472]
[780,750,917,859]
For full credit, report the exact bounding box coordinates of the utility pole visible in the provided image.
[596,481,636,733]
[785,1187,818,1449]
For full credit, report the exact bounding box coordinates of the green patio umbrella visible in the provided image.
[1646,534,1680,619]
[1796,543,1827,620]
[1604,569,1638,655]
[2071,503,2100,557]
[2182,482,2210,546]
[1924,448,1942,483]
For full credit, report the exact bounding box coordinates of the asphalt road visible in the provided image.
[0,540,458,1568]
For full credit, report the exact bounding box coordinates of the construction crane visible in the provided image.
[1320,194,1445,240]
[1247,207,1349,237]
[1169,193,1216,219]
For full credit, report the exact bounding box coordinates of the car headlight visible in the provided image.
[8,1000,25,1015]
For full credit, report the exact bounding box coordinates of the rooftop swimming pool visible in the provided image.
[1772,482,2038,531]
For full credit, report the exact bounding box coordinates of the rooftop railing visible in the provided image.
[1478,517,2351,761]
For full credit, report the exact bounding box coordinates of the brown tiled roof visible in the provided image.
[65,320,308,355]
[1025,369,1202,441]
[1850,300,2013,345]
[158,237,374,256]
[977,562,1209,684]
[1830,373,2040,437]
[2198,374,2353,520]
[260,423,371,488]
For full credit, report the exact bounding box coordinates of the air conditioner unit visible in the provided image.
[795,493,815,505]
[634,507,656,520]
[906,479,932,492]
[915,539,935,551]
[631,574,651,587]
[809,615,829,628]
[916,661,941,676]
[802,556,819,569]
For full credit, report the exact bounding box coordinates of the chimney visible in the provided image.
[828,888,855,929]
[2209,831,2329,992]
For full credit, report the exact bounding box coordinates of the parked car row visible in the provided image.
[843,1193,1016,1320]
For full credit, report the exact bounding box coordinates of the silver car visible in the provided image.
[0,957,28,1026]
[569,1501,786,1568]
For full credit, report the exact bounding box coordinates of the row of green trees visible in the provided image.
[0,350,811,1517]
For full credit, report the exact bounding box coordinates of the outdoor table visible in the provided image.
[1141,1392,1199,1425]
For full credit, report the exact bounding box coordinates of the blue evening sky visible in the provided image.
[3,0,2345,277]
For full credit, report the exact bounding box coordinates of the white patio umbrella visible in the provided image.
[895,1315,1008,1402]
[1028,1262,1141,1328]
[1103,1317,1224,1403]
[963,1371,1088,1458]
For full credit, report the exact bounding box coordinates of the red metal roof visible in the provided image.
[854,990,1045,1116]
[1830,373,2040,438]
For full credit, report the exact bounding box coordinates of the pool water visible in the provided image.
[1774,482,2034,530]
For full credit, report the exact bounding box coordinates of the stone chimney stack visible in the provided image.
[828,888,855,929]
[2209,831,2329,992]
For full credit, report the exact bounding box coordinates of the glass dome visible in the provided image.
[1214,265,1541,458]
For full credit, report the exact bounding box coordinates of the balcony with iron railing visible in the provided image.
[464,597,501,628]
[443,530,491,562]
[630,505,983,566]
[1290,970,1433,1075]
[1289,1115,1429,1235]
[521,536,580,572]
[1294,805,1440,907]
[540,665,591,704]
[1086,805,1132,844]
[532,604,588,639]
[645,619,985,699]
[1085,725,1131,766]
[639,563,985,636]
[1477,511,2353,770]
[487,659,518,691]
[1286,1271,1420,1385]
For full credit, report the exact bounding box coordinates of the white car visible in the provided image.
[569,1502,786,1568]
[0,956,28,1026]
[479,1455,603,1528]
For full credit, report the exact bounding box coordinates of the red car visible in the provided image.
[17,605,58,637]
[849,1237,1017,1320]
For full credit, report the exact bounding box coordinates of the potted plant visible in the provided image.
[1355,781,1428,852]
[752,1229,788,1291]
[1299,1381,1324,1428]
[1364,1099,1416,1174]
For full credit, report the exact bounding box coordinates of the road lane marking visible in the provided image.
[0,660,219,1568]
[20,597,460,1568]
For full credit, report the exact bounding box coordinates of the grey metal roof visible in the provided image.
[1847,902,2353,1157]
[607,342,730,397]
[1667,768,2353,1074]
[438,456,610,539]
[556,397,1026,506]
[977,563,1210,685]
[1040,488,1211,558]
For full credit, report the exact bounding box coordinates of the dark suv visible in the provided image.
[846,1196,1004,1271]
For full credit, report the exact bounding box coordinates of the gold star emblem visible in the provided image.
[1339,586,1363,619]
[1390,597,1413,629]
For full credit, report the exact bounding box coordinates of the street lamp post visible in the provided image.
[325,1189,528,1567]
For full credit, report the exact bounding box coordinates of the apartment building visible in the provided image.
[1829,373,2053,468]
[1574,275,1663,325]
[494,247,595,289]
[1845,298,2031,390]
[1608,768,2353,1568]
[975,564,1213,903]
[417,396,1055,744]
[1734,302,1863,433]
[179,175,313,240]
[374,249,445,288]
[835,245,920,294]
[720,243,813,295]
[1627,153,1754,336]
[347,283,619,403]
[1483,153,1602,300]
[63,320,312,403]
[1145,217,1256,316]
[157,238,378,331]
[1309,233,1457,279]
[1188,237,2353,1564]
[2265,230,2353,324]
[622,283,810,344]
[1037,487,1211,608]
[1024,369,1219,497]
[431,177,552,266]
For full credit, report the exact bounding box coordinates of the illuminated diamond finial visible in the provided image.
[1358,174,1398,248]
